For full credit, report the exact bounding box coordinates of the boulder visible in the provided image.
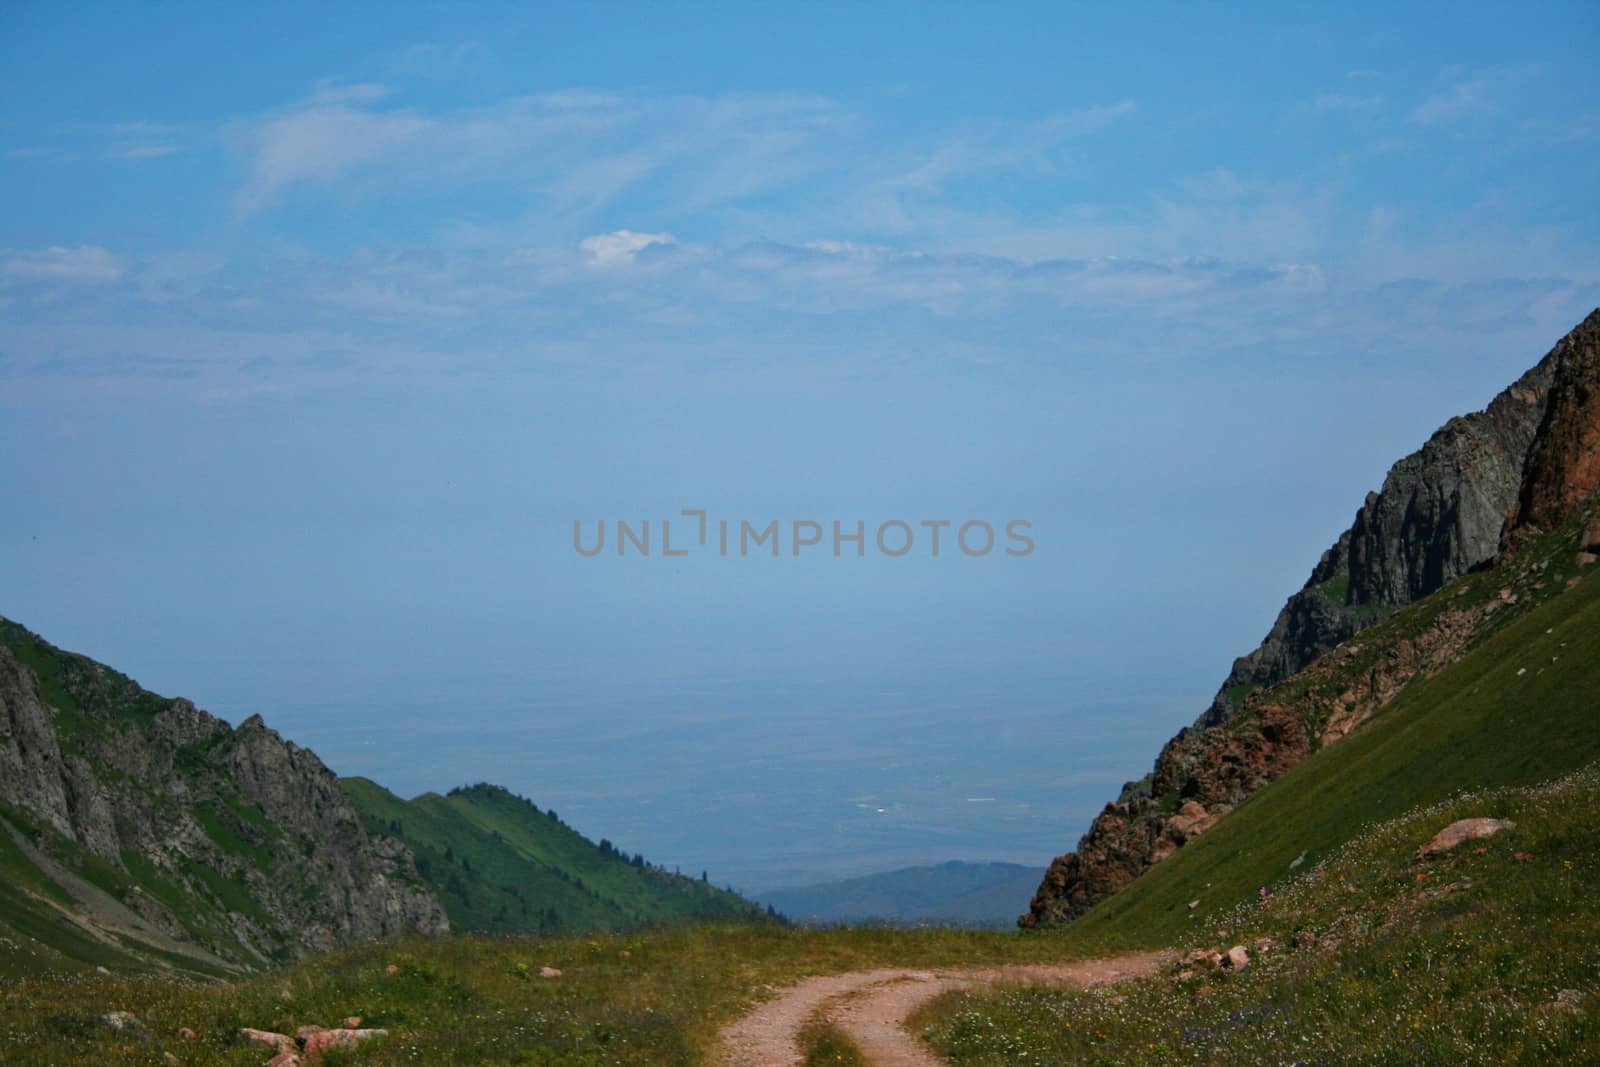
[240,1028,297,1054]
[1224,945,1250,971]
[540,965,562,978]
[1416,818,1515,860]
[302,1027,388,1061]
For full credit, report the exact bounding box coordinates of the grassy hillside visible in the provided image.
[1060,528,1600,950]
[342,778,768,934]
[0,924,1075,1066]
[5,766,1595,1065]
[924,763,1600,1065]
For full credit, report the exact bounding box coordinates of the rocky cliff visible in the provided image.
[0,620,448,969]
[1024,308,1600,927]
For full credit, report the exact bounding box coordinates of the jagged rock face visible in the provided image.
[1206,341,1558,722]
[0,647,73,838]
[1025,309,1600,928]
[1512,309,1600,533]
[0,628,447,966]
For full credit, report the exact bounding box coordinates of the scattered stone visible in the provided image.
[1289,850,1308,869]
[1583,517,1600,553]
[1514,851,1535,861]
[1194,984,1215,999]
[101,1011,146,1037]
[1173,969,1197,982]
[1417,818,1516,860]
[1292,929,1316,950]
[1224,945,1250,971]
[177,1026,197,1040]
[540,965,562,978]
[341,1016,362,1029]
[162,1054,179,1067]
[265,1054,303,1067]
[240,1027,297,1055]
[1550,989,1584,1013]
[1578,551,1598,568]
[385,963,399,975]
[620,949,631,958]
[1184,948,1223,970]
[95,966,111,976]
[302,1027,388,1061]
[1253,937,1277,954]
[1187,899,1199,910]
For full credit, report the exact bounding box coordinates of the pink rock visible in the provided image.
[540,965,562,978]
[340,1016,362,1029]
[1224,945,1250,971]
[240,1028,297,1054]
[295,1025,324,1040]
[265,1054,302,1067]
[302,1028,388,1061]
[1417,818,1516,860]
[176,1027,196,1041]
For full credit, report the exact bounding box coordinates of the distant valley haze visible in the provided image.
[2,2,1595,896]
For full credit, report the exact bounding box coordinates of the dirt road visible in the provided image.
[713,951,1170,1066]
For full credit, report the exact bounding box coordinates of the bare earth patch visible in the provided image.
[714,951,1171,1066]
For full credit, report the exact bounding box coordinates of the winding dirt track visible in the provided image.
[713,951,1171,1066]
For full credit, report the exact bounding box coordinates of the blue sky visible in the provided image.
[2,3,1597,889]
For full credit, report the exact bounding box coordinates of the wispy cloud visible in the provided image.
[1410,78,1492,126]
[107,120,183,159]
[3,245,125,284]
[223,82,1138,236]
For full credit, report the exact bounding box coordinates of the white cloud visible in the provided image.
[3,245,125,284]
[1410,79,1491,125]
[230,83,430,212]
[579,230,677,267]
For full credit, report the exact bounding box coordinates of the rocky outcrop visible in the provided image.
[0,619,447,967]
[1025,309,1600,928]
[1202,324,1564,725]
[1508,309,1600,534]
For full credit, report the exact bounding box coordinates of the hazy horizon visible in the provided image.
[3,3,1596,892]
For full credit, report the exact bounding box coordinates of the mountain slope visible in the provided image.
[760,861,1044,928]
[1026,307,1600,927]
[0,618,447,976]
[0,620,763,977]
[342,778,766,934]
[1059,511,1600,946]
